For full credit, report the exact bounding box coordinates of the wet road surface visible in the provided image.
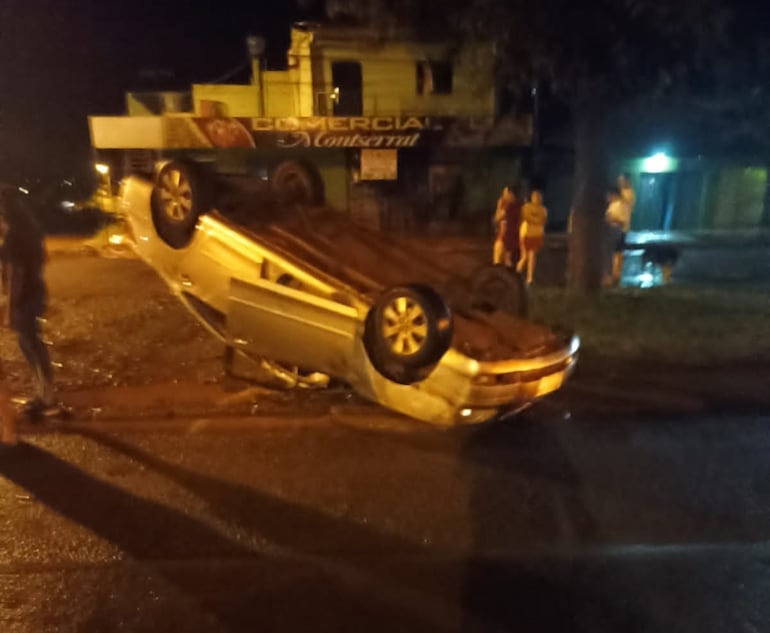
[0,407,768,632]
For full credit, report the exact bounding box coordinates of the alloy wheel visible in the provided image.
[157,168,193,222]
[381,296,428,356]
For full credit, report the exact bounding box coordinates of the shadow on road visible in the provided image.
[0,440,451,632]
[74,427,428,559]
[460,416,650,633]
[71,428,481,631]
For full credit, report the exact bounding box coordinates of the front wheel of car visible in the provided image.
[364,284,453,385]
[150,160,212,249]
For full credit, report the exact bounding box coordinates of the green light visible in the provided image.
[642,152,675,173]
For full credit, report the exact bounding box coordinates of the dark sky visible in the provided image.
[0,0,321,185]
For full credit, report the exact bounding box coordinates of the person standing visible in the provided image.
[501,187,522,269]
[492,187,508,264]
[516,190,548,284]
[604,186,632,287]
[0,189,54,412]
[610,173,636,284]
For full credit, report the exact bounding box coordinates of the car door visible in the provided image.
[227,277,360,376]
[177,216,267,316]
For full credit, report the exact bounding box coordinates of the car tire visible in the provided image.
[365,284,453,385]
[150,160,212,249]
[470,264,528,317]
[271,160,324,205]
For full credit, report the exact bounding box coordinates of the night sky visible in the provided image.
[0,0,320,186]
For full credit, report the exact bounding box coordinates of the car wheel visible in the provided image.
[271,160,324,205]
[150,160,212,249]
[365,284,453,385]
[470,264,528,317]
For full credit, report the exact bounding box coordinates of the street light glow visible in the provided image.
[642,152,674,173]
[95,163,110,175]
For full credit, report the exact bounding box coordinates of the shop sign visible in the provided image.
[158,115,529,150]
[360,149,398,180]
[254,116,425,149]
[163,116,431,149]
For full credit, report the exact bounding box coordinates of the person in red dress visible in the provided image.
[516,190,548,284]
[499,187,522,268]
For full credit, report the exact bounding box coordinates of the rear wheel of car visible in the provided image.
[364,284,453,385]
[150,160,212,249]
[470,264,528,317]
[271,160,324,205]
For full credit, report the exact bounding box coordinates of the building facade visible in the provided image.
[90,22,530,232]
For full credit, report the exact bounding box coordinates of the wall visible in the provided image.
[191,84,260,117]
[183,27,496,121]
[288,27,317,116]
[704,167,767,229]
[317,41,496,118]
[126,92,192,115]
[262,71,298,116]
[90,116,165,149]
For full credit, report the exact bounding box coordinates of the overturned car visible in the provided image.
[118,160,578,425]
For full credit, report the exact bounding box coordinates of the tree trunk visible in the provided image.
[567,96,609,295]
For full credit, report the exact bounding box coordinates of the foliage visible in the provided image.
[327,0,730,102]
[530,284,770,367]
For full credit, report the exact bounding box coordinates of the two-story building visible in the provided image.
[89,22,531,232]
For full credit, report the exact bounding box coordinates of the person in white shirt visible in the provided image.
[604,186,632,286]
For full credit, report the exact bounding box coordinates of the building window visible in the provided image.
[416,60,453,95]
[331,60,363,116]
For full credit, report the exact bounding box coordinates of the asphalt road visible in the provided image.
[0,407,768,633]
[0,252,765,631]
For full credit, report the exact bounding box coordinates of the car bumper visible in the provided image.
[433,335,579,423]
[356,335,580,426]
[464,338,579,406]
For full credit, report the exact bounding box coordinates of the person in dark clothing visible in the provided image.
[502,188,522,268]
[0,189,53,409]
